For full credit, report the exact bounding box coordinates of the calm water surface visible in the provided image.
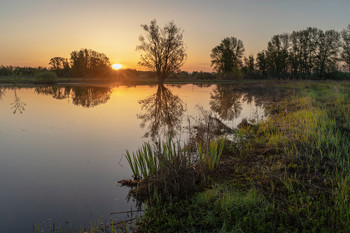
[0,84,269,232]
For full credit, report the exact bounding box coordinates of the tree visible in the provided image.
[266,34,290,79]
[70,49,111,78]
[242,55,256,79]
[210,37,245,77]
[298,27,319,77]
[315,29,341,78]
[256,51,268,78]
[341,24,350,71]
[137,19,187,83]
[49,57,70,77]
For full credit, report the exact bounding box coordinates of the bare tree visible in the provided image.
[137,19,187,83]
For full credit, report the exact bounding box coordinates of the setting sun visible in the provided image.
[112,63,123,70]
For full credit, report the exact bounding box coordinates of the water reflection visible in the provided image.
[137,84,185,139]
[0,87,5,100]
[209,84,287,123]
[11,89,26,114]
[0,84,285,232]
[35,86,112,108]
[210,86,243,120]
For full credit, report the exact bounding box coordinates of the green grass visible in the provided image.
[34,71,58,83]
[125,137,225,203]
[129,81,350,232]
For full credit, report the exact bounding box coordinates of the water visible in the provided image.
[0,84,271,232]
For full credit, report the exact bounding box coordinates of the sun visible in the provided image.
[112,63,123,70]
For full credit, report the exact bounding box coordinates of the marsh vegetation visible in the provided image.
[122,81,350,232]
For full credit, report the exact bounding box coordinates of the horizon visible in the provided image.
[1,0,349,72]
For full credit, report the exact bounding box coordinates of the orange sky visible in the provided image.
[0,0,349,72]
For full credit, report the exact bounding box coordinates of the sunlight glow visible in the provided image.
[112,63,123,70]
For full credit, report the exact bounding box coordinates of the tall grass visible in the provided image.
[125,137,186,180]
[198,137,225,171]
[126,137,224,180]
[124,136,225,203]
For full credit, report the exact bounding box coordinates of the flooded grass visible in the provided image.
[127,81,350,232]
[123,137,225,203]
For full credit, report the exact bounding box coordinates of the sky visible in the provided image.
[0,0,349,72]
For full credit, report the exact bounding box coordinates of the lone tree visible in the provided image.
[137,19,187,83]
[211,37,245,77]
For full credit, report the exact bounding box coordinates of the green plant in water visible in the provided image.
[126,137,225,179]
[126,142,158,179]
[198,137,225,171]
[125,137,185,179]
[125,136,226,203]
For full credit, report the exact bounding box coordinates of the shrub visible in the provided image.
[34,71,58,83]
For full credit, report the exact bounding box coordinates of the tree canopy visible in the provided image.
[253,26,347,79]
[341,25,350,71]
[210,37,245,77]
[70,49,111,78]
[137,19,187,83]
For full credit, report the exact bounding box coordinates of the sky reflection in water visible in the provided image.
[0,84,275,232]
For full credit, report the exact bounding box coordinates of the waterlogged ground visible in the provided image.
[0,84,273,232]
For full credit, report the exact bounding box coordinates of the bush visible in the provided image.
[34,71,58,83]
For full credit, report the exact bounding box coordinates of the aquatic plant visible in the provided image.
[198,137,224,171]
[124,136,226,202]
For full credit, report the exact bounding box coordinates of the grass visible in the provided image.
[34,71,58,83]
[0,75,299,86]
[125,81,350,232]
[124,137,225,203]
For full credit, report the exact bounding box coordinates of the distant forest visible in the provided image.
[1,25,349,80]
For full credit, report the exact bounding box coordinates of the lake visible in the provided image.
[0,83,272,232]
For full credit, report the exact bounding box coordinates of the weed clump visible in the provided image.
[123,137,224,203]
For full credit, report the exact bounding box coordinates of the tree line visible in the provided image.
[1,21,349,81]
[211,25,350,80]
[0,48,112,78]
[48,48,111,78]
[0,65,48,77]
[137,20,350,81]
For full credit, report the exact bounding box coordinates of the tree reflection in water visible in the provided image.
[10,89,26,114]
[209,84,287,124]
[35,86,112,108]
[209,86,243,121]
[137,84,185,140]
[0,87,5,100]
